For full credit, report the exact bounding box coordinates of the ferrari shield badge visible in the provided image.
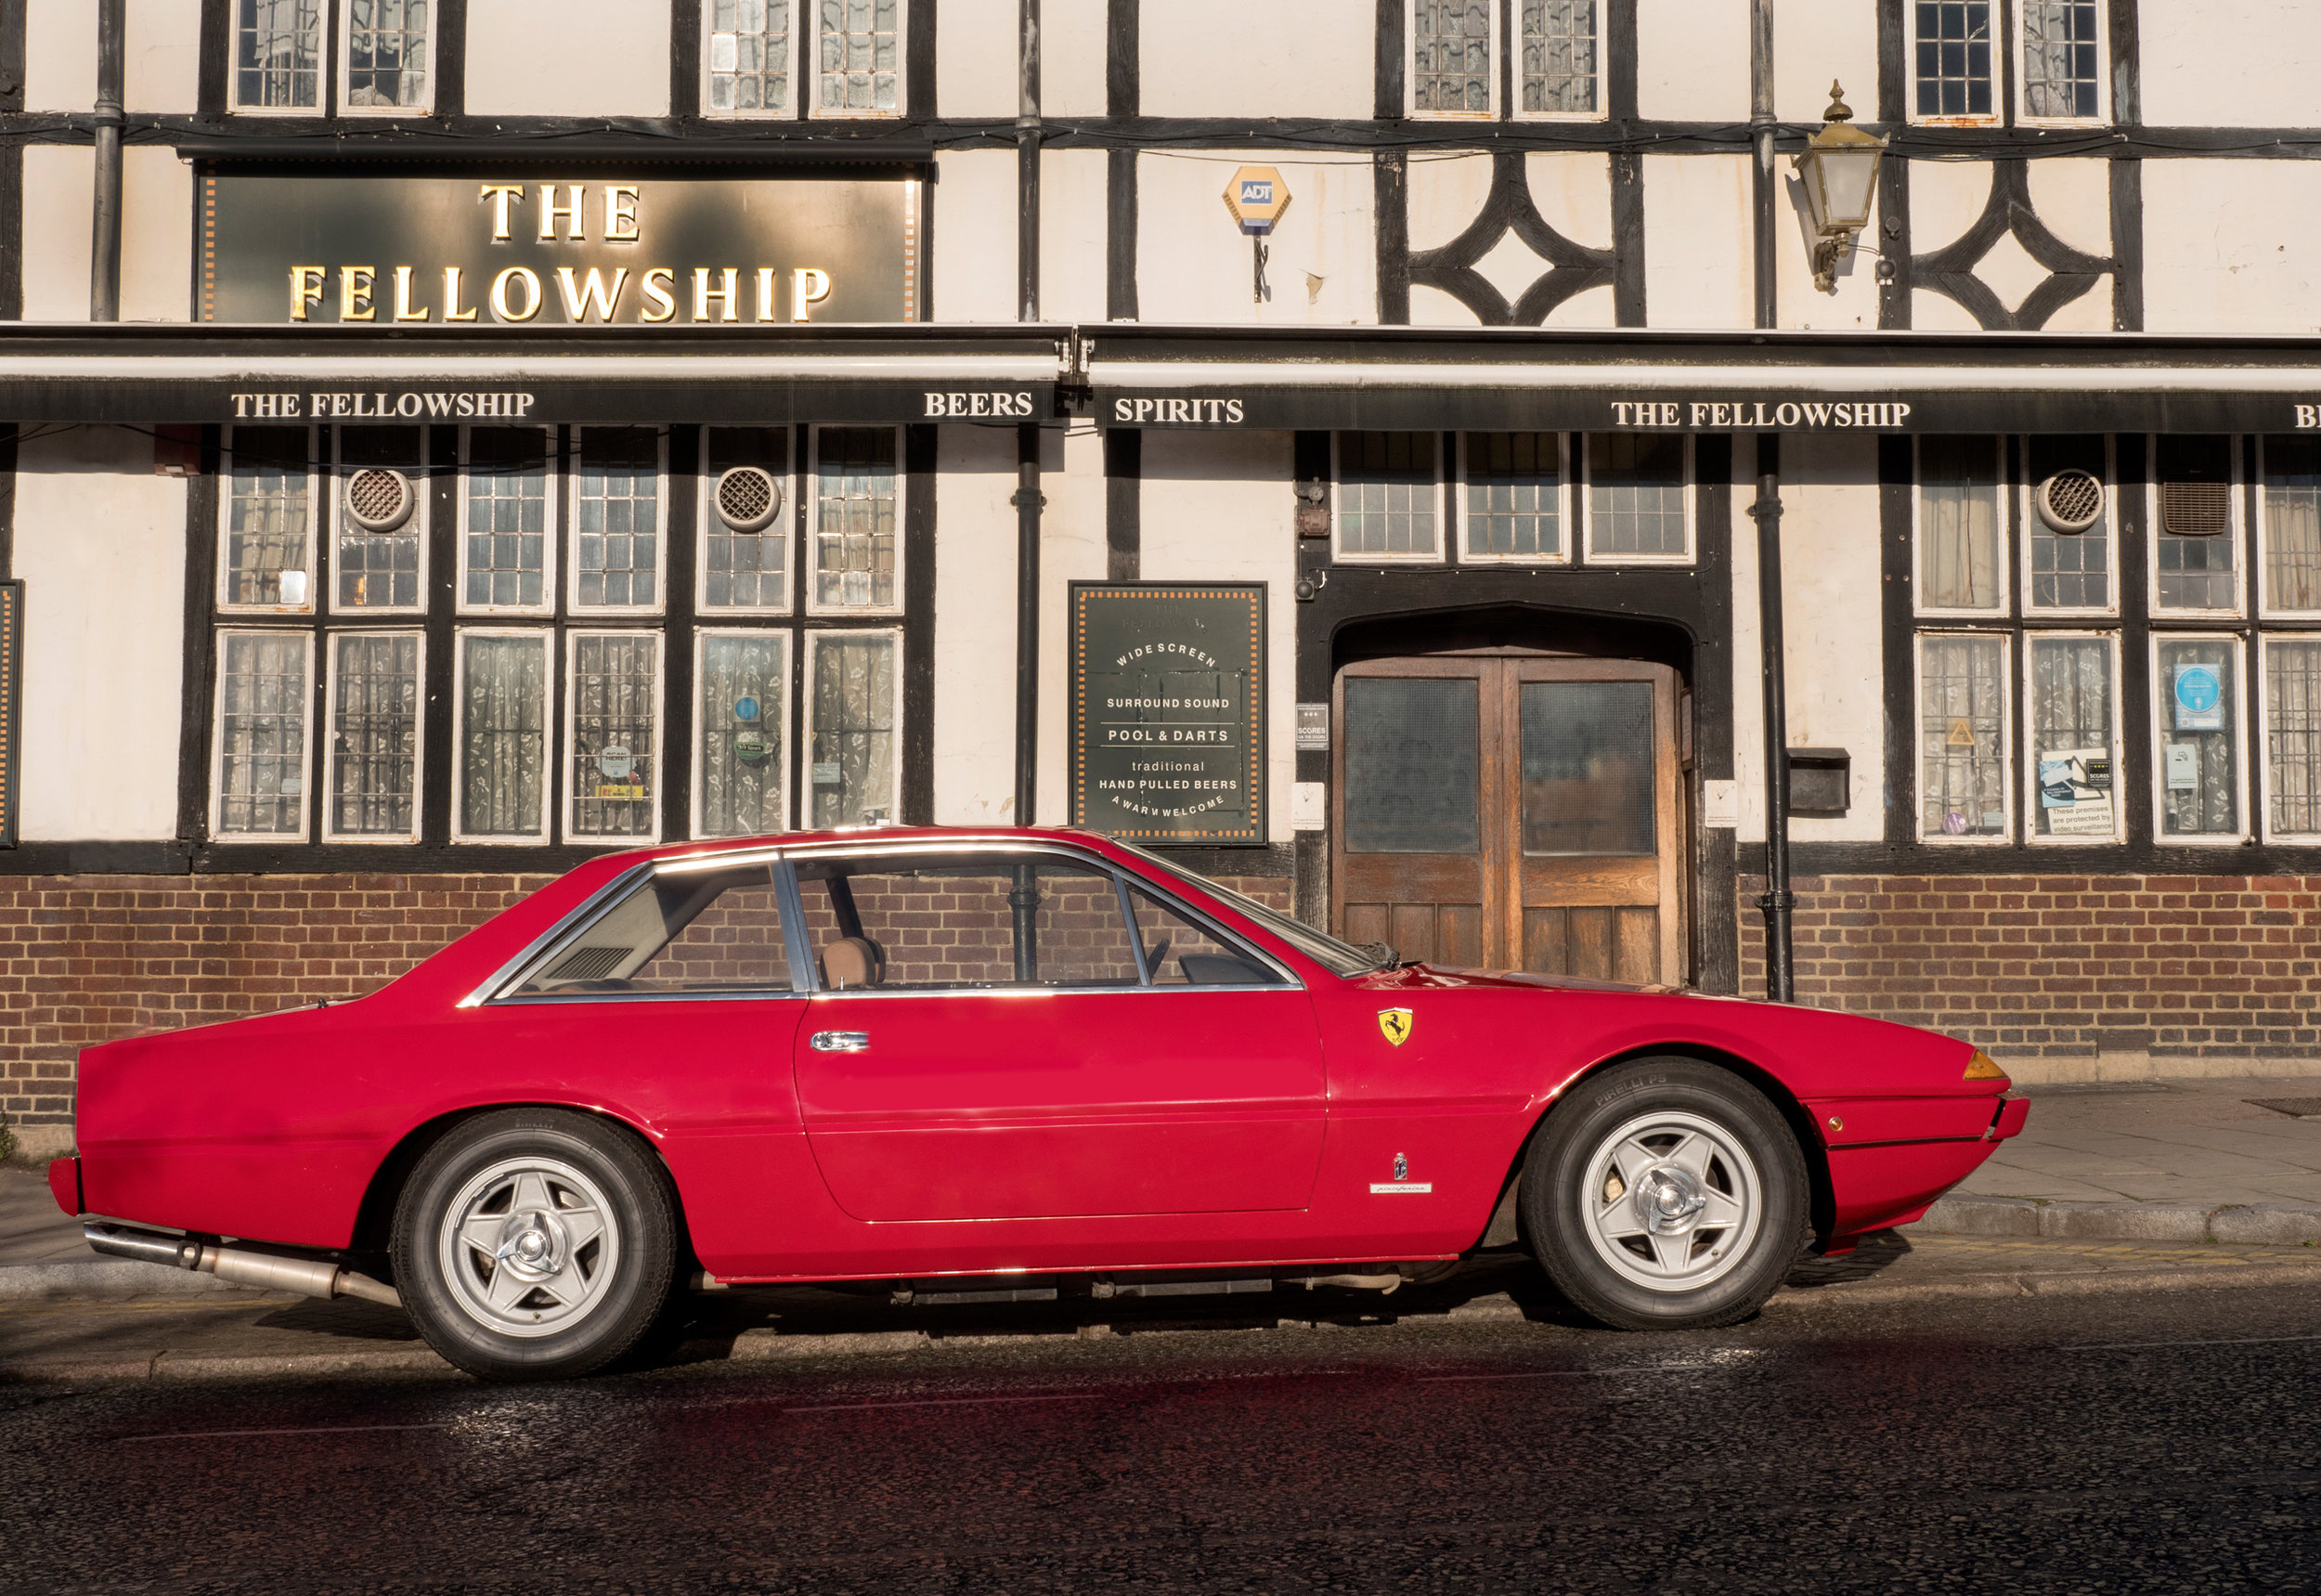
[1378,1007,1414,1046]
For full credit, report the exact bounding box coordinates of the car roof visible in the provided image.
[622,825,1141,868]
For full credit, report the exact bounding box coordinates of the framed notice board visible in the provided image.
[0,582,19,847]
[1069,583,1266,845]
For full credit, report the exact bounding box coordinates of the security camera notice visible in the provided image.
[1070,583,1266,845]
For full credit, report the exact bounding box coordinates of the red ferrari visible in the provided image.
[49,826,2027,1381]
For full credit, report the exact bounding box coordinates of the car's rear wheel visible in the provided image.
[1522,1058,1808,1330]
[391,1109,678,1382]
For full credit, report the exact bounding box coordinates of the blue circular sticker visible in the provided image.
[734,695,760,723]
[2174,667,2221,715]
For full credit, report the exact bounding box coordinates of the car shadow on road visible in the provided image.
[1780,1229,1914,1290]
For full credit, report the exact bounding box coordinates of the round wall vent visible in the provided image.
[2034,468,2105,535]
[344,467,416,533]
[715,465,783,533]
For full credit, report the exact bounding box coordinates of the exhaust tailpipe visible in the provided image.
[84,1222,401,1308]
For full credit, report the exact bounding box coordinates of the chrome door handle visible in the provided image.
[810,1031,871,1053]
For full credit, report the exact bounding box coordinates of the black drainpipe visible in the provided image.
[1746,0,1794,1001]
[1012,0,1044,837]
[1748,0,1777,331]
[90,0,124,321]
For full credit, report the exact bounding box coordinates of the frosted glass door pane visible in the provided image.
[1520,681,1653,856]
[1342,678,1479,853]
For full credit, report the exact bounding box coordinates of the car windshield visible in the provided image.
[1109,841,1385,978]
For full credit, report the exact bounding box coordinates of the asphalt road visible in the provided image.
[4,1278,2317,1594]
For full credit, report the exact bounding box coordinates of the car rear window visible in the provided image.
[505,862,794,997]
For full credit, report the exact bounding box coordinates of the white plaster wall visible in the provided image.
[1728,435,1887,844]
[1528,151,1611,248]
[2025,159,2111,260]
[1041,0,1109,119]
[1636,0,1746,123]
[1909,158,1990,255]
[1407,151,1494,253]
[1140,1,1369,119]
[15,426,187,841]
[933,149,1019,321]
[121,147,191,322]
[466,0,668,117]
[1775,167,1878,329]
[1135,150,1376,326]
[1643,151,1751,331]
[2144,160,2321,334]
[24,0,96,111]
[125,0,201,112]
[2143,1,2321,127]
[21,146,93,322]
[932,426,1021,824]
[1139,431,1297,841]
[1035,426,1108,823]
[938,0,1018,118]
[1039,147,1109,324]
[1772,0,1878,123]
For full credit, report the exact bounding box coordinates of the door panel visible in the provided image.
[1336,655,1685,982]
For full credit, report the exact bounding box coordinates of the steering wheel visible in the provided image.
[1144,937,1172,980]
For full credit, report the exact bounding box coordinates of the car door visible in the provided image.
[788,845,1329,1222]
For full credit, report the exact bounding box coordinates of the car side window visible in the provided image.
[794,851,1143,991]
[1127,887,1288,987]
[506,862,794,997]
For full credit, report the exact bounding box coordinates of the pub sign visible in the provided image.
[1070,584,1265,846]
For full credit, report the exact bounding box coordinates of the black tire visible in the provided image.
[1521,1058,1809,1331]
[391,1109,679,1382]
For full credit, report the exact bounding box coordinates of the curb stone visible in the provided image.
[1917,1195,2321,1245]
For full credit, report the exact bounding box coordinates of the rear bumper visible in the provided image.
[46,1156,81,1218]
[1989,1095,2030,1141]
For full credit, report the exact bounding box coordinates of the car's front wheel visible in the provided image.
[392,1109,679,1382]
[1522,1058,1808,1330]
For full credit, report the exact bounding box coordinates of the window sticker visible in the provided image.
[2037,746,2113,837]
[2173,663,2225,731]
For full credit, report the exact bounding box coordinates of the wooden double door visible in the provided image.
[1332,655,1686,984]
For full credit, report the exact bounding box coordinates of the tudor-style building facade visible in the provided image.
[1,0,2317,1152]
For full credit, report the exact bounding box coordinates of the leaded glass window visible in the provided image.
[327,630,421,839]
[2156,639,2241,838]
[235,0,321,109]
[698,633,789,837]
[222,426,315,609]
[2268,640,2321,836]
[1463,432,1562,560]
[709,0,792,113]
[2028,636,2116,840]
[1337,432,1439,559]
[1412,0,1492,115]
[570,632,660,841]
[336,426,423,610]
[703,427,790,611]
[1917,435,2002,611]
[345,0,430,110]
[1520,1,1597,114]
[812,427,898,610]
[818,0,899,114]
[2026,435,2110,610]
[1586,434,1689,560]
[215,630,310,837]
[2263,436,2321,614]
[458,632,548,838]
[1915,1,1993,118]
[1919,634,2007,838]
[809,631,899,827]
[462,427,552,612]
[2021,1,2099,119]
[574,429,662,611]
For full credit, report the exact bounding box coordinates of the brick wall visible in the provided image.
[1739,873,2321,1067]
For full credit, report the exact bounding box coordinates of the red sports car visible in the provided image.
[49,826,2028,1381]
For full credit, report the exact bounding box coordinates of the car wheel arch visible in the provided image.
[1474,1044,1835,1252]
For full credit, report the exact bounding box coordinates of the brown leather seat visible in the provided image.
[820,935,886,991]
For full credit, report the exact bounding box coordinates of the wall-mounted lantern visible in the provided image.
[1791,83,1887,292]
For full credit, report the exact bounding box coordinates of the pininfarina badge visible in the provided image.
[1378,1007,1414,1045]
[1369,1151,1432,1196]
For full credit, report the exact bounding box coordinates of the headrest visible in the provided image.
[821,935,885,991]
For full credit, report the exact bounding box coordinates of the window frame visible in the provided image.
[701,0,799,121]
[1912,434,2010,618]
[1907,0,2003,127]
[335,0,436,118]
[2260,633,2321,843]
[450,626,556,846]
[804,423,907,616]
[1914,628,2016,845]
[567,426,670,617]
[2147,630,2251,847]
[217,423,321,616]
[1456,430,1572,566]
[2254,435,2321,620]
[455,423,560,619]
[1331,430,1448,566]
[320,626,426,844]
[209,626,318,843]
[2017,435,2119,618]
[2014,0,2107,127]
[329,422,429,616]
[806,0,908,122]
[697,427,796,615]
[2020,629,2125,847]
[693,627,793,840]
[2146,433,2247,620]
[564,628,667,847]
[1508,0,1605,123]
[1405,0,1499,121]
[1580,432,1696,567]
[801,625,905,828]
[229,0,328,115]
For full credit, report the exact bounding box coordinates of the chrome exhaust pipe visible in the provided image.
[84,1222,401,1308]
